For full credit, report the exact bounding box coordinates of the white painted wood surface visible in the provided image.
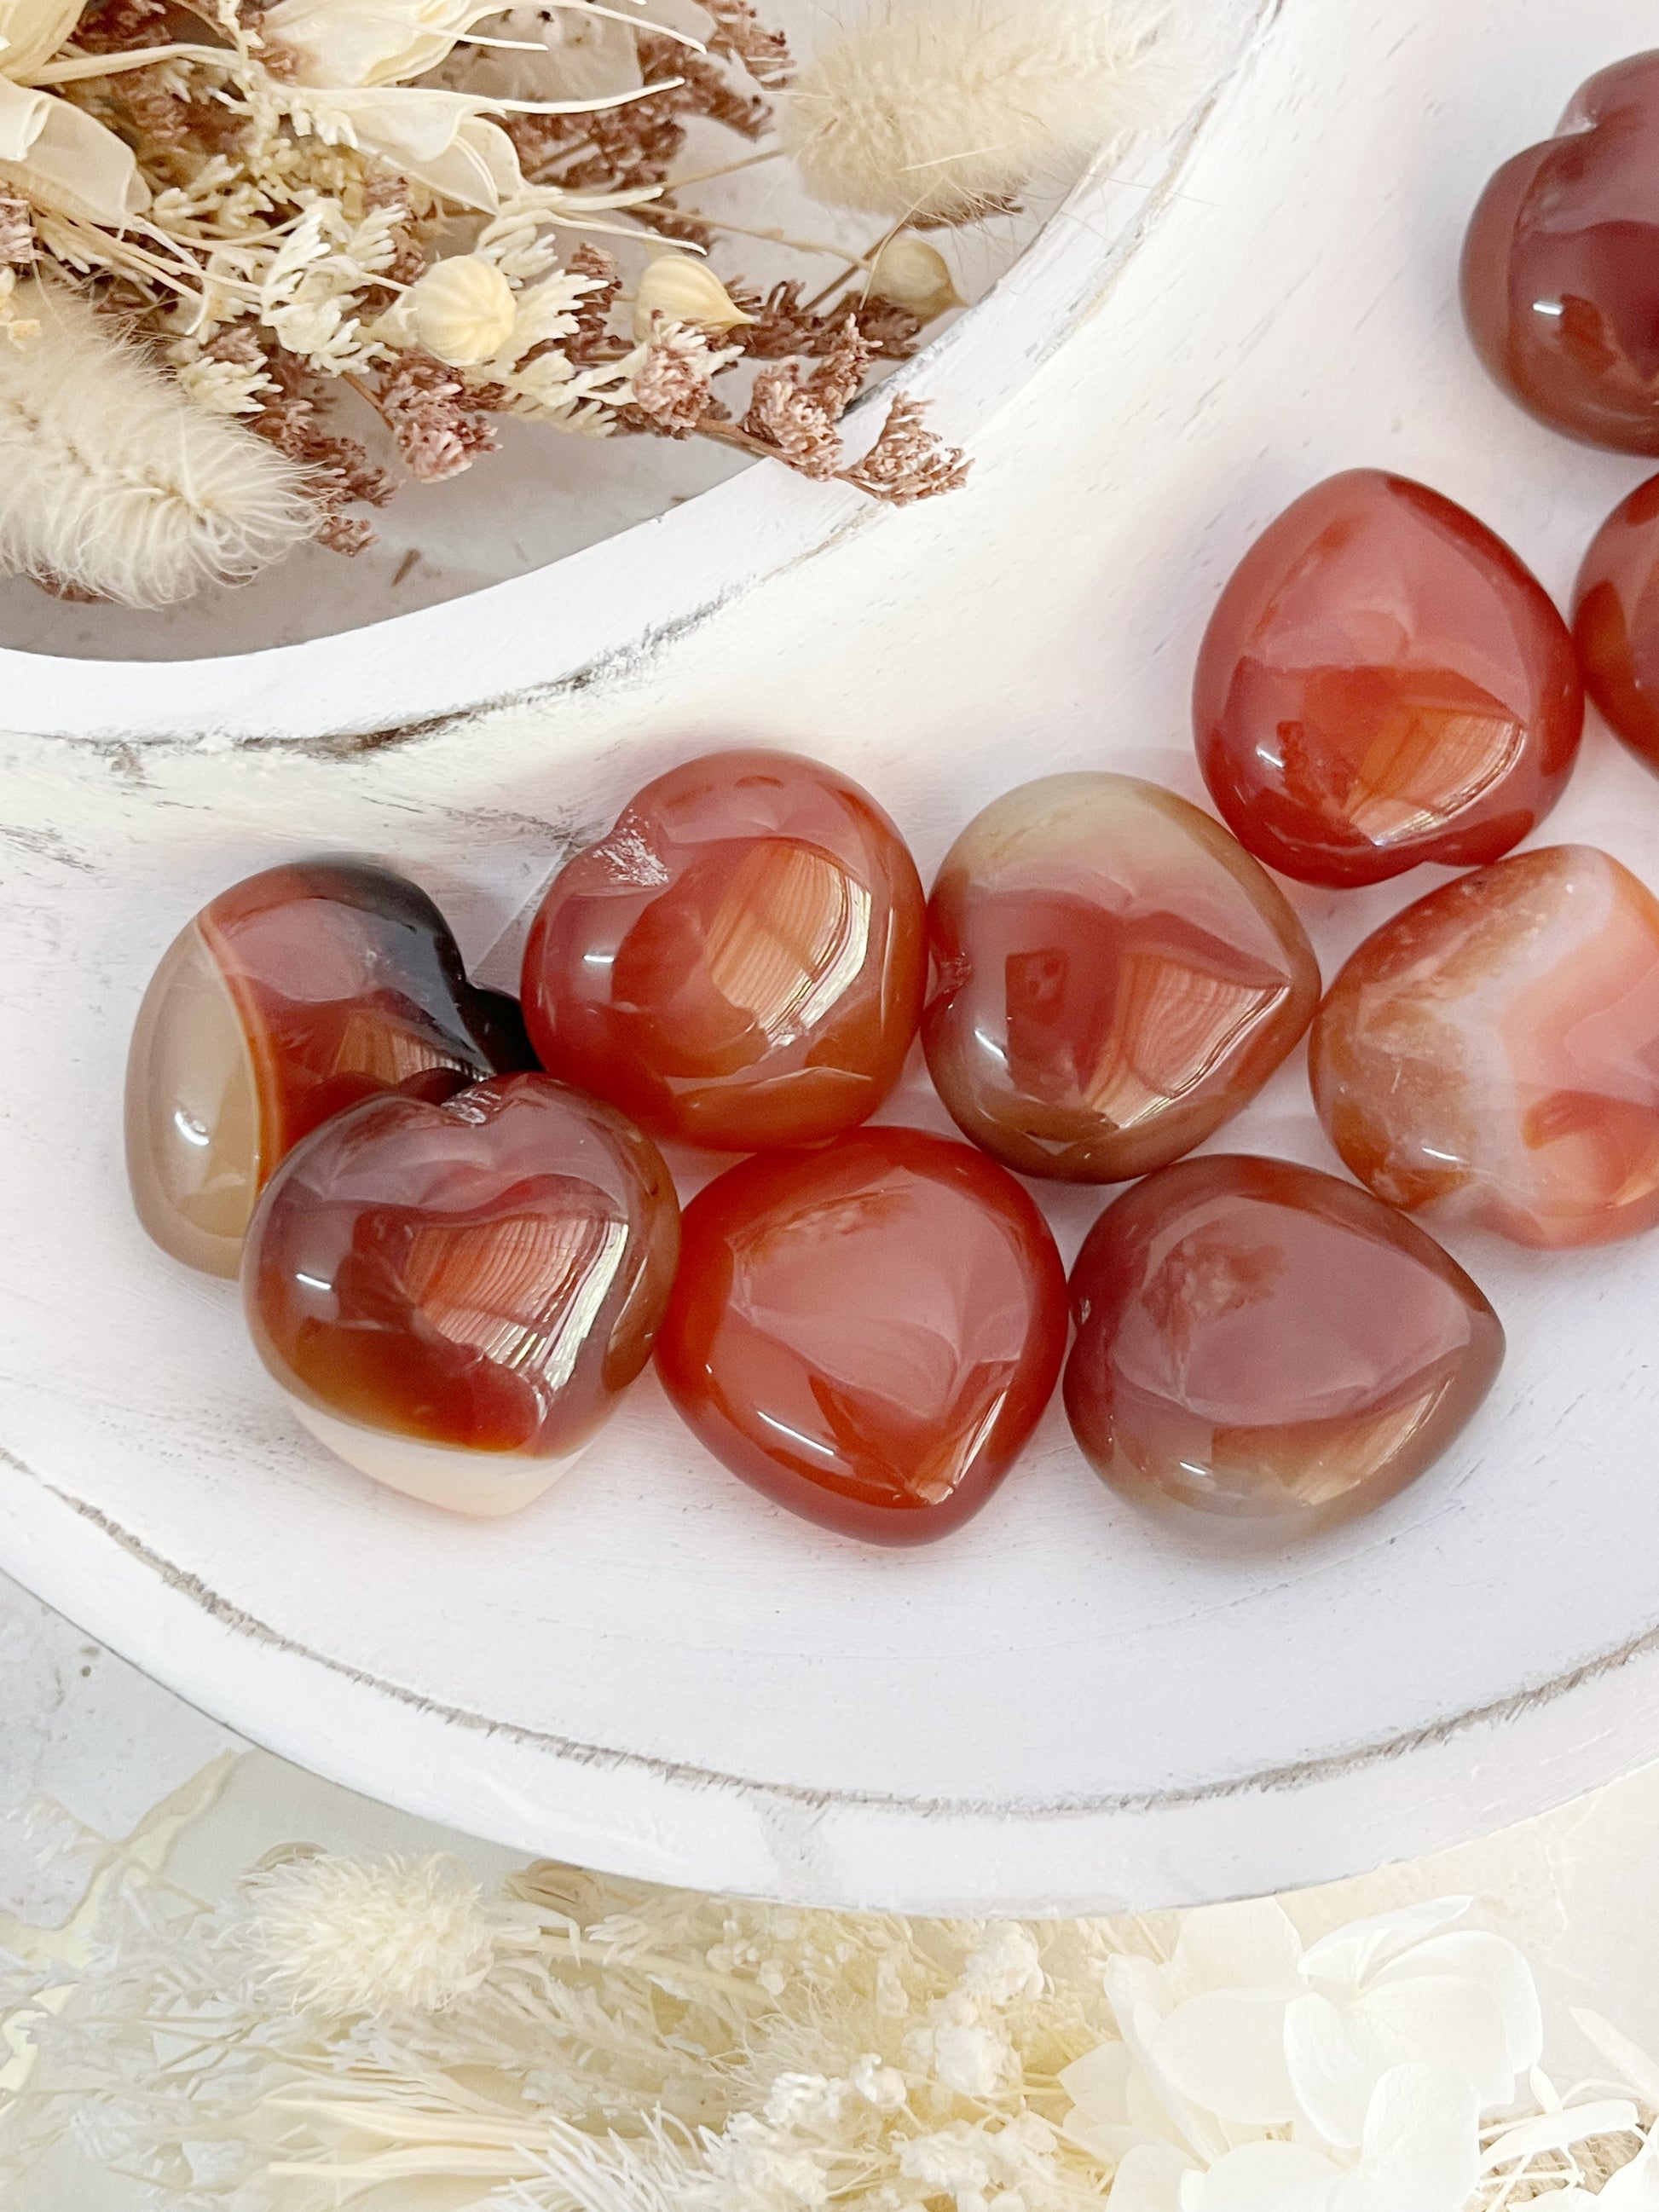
[6,0,1659,1915]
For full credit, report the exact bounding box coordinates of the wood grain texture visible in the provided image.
[5,0,1659,1914]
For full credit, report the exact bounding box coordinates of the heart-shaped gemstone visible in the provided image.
[1065,1155,1503,1530]
[1194,471,1582,887]
[1464,52,1659,452]
[655,1127,1067,1544]
[127,859,524,1278]
[244,1072,679,1514]
[1311,845,1659,1247]
[922,773,1319,1181]
[1574,471,1659,772]
[521,749,927,1150]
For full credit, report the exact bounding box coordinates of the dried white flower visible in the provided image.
[1061,1896,1551,2211]
[0,263,37,344]
[868,232,962,321]
[781,0,1181,222]
[632,251,754,339]
[0,280,313,604]
[408,251,517,364]
[241,1850,497,2016]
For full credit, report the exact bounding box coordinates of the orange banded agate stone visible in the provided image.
[655,1127,1067,1545]
[244,1073,679,1514]
[1311,846,1659,1248]
[1194,471,1583,887]
[922,773,1320,1181]
[1574,473,1659,772]
[1064,1155,1503,1529]
[522,750,927,1151]
[127,859,522,1277]
[1463,52,1659,454]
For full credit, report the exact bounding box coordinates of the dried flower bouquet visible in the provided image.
[0,0,1178,604]
[6,1754,1659,2211]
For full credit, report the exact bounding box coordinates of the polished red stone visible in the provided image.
[1311,845,1659,1248]
[127,859,523,1278]
[1463,52,1659,453]
[1573,472,1659,771]
[1194,471,1583,887]
[522,749,927,1151]
[245,1072,679,1513]
[1064,1155,1503,1528]
[922,773,1320,1181]
[655,1127,1067,1544]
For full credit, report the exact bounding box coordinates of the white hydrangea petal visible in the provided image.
[1298,1900,1470,1992]
[1060,2040,1134,2122]
[1182,2140,1341,2212]
[1353,2062,1479,2211]
[1171,1901,1304,1999]
[1283,1991,1410,2150]
[1368,1932,1542,2071]
[1104,1955,1171,2039]
[1482,2099,1639,2170]
[1358,1974,1513,2107]
[1600,2144,1659,2209]
[1153,1992,1298,2125]
[1062,2111,1138,2166]
[1107,2140,1199,2212]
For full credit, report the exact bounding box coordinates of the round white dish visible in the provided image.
[5,0,1658,1915]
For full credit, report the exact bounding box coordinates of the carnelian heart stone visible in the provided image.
[654,1127,1067,1545]
[1311,845,1659,1248]
[244,1072,679,1516]
[1574,472,1659,771]
[1463,52,1659,453]
[1194,470,1583,887]
[922,773,1320,1181]
[127,858,524,1279]
[521,749,927,1151]
[1065,1154,1503,1529]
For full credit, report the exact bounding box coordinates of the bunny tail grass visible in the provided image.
[0,281,317,607]
[781,0,1182,223]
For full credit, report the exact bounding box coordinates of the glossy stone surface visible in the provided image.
[245,1073,679,1515]
[1194,471,1583,887]
[127,859,519,1278]
[1312,845,1659,1248]
[1065,1155,1503,1528]
[521,749,927,1151]
[655,1127,1067,1545]
[1573,472,1659,772]
[1463,52,1659,453]
[923,774,1320,1181]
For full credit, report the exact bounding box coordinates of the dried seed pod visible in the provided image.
[632,255,755,340]
[408,256,517,367]
[867,234,962,321]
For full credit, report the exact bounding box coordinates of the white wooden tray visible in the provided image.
[5,0,1658,1915]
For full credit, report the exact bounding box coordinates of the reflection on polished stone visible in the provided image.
[923,772,1319,1181]
[521,749,926,1150]
[1312,846,1659,1248]
[244,1073,679,1514]
[1194,471,1581,887]
[126,859,517,1277]
[1464,52,1659,453]
[655,1127,1067,1545]
[1064,1154,1503,1530]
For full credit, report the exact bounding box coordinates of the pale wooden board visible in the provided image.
[4,0,1658,1914]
